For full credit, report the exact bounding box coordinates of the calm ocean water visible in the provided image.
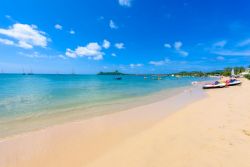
[0,74,210,136]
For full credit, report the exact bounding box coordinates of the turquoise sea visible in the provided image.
[0,74,210,137]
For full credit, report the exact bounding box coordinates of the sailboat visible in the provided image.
[71,68,76,75]
[22,68,26,75]
[27,68,34,75]
[231,68,235,77]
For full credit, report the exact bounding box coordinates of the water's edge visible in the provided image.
[0,84,206,139]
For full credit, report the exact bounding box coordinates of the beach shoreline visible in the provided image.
[1,78,249,167]
[0,84,203,139]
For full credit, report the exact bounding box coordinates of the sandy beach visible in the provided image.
[1,78,250,167]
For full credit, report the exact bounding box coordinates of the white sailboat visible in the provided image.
[231,68,235,77]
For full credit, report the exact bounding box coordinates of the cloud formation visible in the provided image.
[130,63,143,68]
[216,56,225,60]
[213,50,250,56]
[118,0,132,7]
[0,38,15,46]
[174,41,189,57]
[102,39,110,49]
[109,20,118,29]
[237,39,250,47]
[0,23,49,49]
[115,43,125,49]
[149,58,170,66]
[211,39,250,57]
[174,41,182,50]
[164,43,171,48]
[69,30,75,35]
[213,40,227,48]
[54,24,63,30]
[65,42,104,60]
[19,51,50,59]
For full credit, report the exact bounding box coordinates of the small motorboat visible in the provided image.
[227,79,241,86]
[203,81,226,89]
[114,77,122,80]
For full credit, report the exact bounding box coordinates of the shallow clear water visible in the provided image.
[0,74,211,120]
[0,74,211,137]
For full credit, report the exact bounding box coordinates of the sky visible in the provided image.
[0,0,250,74]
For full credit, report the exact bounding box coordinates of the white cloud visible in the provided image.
[98,16,105,21]
[213,50,250,56]
[211,39,250,57]
[0,38,15,46]
[164,43,171,48]
[216,56,225,60]
[0,23,48,49]
[65,42,104,60]
[102,39,110,49]
[237,39,250,47]
[149,58,170,66]
[173,41,189,57]
[111,53,117,57]
[18,51,49,58]
[130,63,143,68]
[115,43,125,49]
[69,30,75,35]
[65,49,76,58]
[174,41,182,50]
[5,15,16,22]
[54,24,63,30]
[118,0,132,7]
[58,54,67,60]
[18,41,33,49]
[178,50,189,57]
[213,40,227,48]
[109,20,118,29]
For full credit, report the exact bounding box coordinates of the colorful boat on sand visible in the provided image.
[203,81,226,89]
[226,79,241,86]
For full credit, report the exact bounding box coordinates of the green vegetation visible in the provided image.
[171,66,247,77]
[220,67,245,76]
[172,71,207,77]
[244,74,250,80]
[97,70,125,75]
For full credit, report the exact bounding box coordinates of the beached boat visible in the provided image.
[203,81,226,89]
[227,79,241,86]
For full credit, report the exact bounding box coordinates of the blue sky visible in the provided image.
[0,0,250,74]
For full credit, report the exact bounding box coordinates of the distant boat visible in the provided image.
[27,69,34,75]
[71,68,76,75]
[114,77,122,80]
[22,68,26,75]
[152,77,162,80]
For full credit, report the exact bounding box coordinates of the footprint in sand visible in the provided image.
[242,129,250,137]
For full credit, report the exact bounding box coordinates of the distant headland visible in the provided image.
[97,70,125,75]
